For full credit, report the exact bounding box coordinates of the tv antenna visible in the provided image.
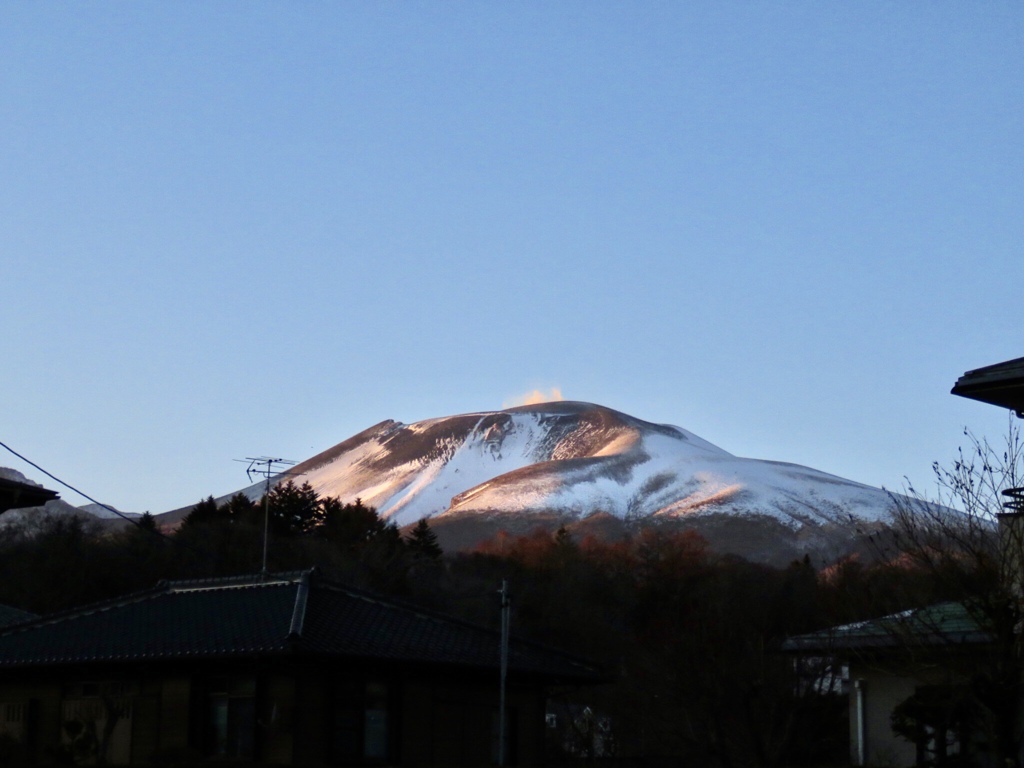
[235,456,301,578]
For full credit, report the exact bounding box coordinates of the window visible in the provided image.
[0,703,26,741]
[363,682,389,761]
[206,676,256,760]
[61,681,136,765]
[332,680,394,765]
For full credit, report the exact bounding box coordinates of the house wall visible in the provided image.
[293,666,330,765]
[260,673,296,764]
[0,680,71,764]
[0,674,194,765]
[401,678,545,767]
[850,666,917,767]
[0,666,553,766]
[849,662,970,768]
[129,679,160,761]
[154,676,191,756]
[288,666,548,767]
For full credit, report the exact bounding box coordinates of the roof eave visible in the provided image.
[783,631,994,654]
[952,357,1024,415]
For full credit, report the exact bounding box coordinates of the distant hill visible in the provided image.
[0,468,139,528]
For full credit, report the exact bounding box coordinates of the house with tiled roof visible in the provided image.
[0,568,602,766]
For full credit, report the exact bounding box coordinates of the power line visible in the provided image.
[0,439,175,543]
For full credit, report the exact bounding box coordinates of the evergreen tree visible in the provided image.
[222,493,258,525]
[318,497,387,550]
[265,480,321,536]
[182,496,220,527]
[406,518,443,560]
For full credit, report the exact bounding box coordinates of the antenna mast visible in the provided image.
[239,456,298,578]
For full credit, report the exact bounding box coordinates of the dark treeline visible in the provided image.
[0,482,444,613]
[0,482,960,768]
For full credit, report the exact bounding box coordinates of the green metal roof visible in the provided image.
[0,570,602,684]
[782,602,991,653]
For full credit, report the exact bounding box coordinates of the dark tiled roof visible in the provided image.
[0,570,602,683]
[0,604,36,629]
[782,601,991,653]
[300,586,598,680]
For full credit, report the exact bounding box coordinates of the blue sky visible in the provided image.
[2,3,1021,513]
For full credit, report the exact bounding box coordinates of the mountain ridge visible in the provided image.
[277,402,891,538]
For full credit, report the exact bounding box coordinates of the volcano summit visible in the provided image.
[240,402,895,562]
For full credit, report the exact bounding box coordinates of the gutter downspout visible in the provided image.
[854,678,866,766]
[288,570,312,639]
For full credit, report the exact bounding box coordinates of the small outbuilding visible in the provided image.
[783,602,991,767]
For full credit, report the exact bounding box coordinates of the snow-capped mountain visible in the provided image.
[285,402,895,534]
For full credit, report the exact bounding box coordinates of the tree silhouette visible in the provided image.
[406,518,442,560]
[222,493,258,524]
[319,497,386,549]
[182,496,220,527]
[264,480,321,536]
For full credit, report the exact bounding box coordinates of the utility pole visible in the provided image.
[498,579,511,767]
[238,457,297,578]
